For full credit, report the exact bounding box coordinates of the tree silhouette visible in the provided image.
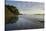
[5,5,19,24]
[5,5,19,15]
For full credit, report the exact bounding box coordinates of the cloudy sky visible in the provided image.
[6,1,44,14]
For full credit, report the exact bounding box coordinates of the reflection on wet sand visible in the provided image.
[6,14,44,30]
[5,16,19,24]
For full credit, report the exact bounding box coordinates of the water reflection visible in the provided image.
[5,16,19,24]
[5,15,44,30]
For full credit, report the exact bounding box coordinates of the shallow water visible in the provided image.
[5,14,44,30]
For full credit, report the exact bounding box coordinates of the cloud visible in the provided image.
[6,1,44,14]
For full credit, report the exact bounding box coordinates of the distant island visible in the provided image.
[34,14,44,15]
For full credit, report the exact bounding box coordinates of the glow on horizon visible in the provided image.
[19,10,44,14]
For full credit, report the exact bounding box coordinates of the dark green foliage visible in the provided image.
[5,5,19,24]
[5,5,19,15]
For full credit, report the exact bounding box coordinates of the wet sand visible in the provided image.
[5,14,44,30]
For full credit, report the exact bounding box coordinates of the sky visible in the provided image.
[6,0,44,14]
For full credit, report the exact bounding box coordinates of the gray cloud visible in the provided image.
[6,1,44,14]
